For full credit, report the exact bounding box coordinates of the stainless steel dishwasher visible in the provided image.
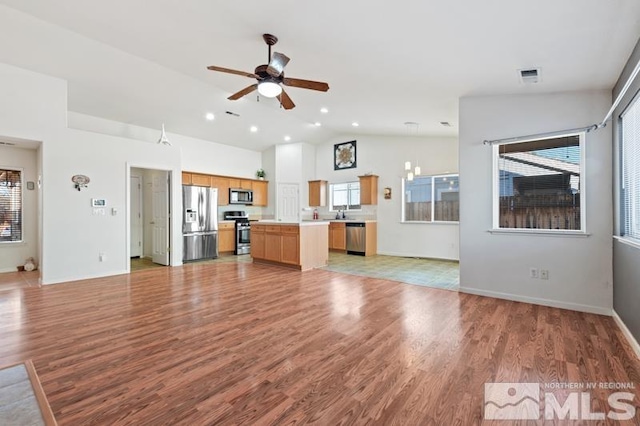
[346,222,366,255]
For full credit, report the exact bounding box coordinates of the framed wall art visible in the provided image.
[334,140,357,170]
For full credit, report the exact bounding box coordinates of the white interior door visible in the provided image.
[130,175,143,257]
[151,171,170,265]
[277,183,300,223]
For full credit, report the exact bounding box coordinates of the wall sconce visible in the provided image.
[71,174,90,191]
[384,187,392,199]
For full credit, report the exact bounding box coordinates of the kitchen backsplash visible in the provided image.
[302,205,377,221]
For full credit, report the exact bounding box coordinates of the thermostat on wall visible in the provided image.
[91,198,107,207]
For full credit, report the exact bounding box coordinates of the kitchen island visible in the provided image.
[251,221,329,271]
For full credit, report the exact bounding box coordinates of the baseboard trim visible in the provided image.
[376,250,459,262]
[612,310,640,360]
[42,269,129,285]
[0,266,19,273]
[458,286,612,316]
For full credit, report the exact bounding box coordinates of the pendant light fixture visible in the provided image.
[158,123,172,146]
[403,121,420,180]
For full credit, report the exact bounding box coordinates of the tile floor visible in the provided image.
[132,252,459,291]
[322,252,459,290]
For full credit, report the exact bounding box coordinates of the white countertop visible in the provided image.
[257,220,329,226]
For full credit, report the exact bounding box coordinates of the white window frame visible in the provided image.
[402,173,459,223]
[491,132,587,234]
[329,181,361,212]
[0,166,24,244]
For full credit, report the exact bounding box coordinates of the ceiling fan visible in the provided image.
[207,34,329,110]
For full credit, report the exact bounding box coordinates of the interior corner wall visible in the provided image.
[0,62,183,284]
[458,91,613,314]
[314,134,459,260]
[612,37,640,344]
[0,145,39,272]
[261,146,276,218]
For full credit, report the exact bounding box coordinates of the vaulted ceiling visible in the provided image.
[0,1,639,151]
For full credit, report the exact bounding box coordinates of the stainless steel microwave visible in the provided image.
[229,188,253,205]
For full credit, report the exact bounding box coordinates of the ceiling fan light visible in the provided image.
[258,81,282,98]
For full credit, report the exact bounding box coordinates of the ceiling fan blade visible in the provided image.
[277,89,295,110]
[207,65,258,79]
[266,52,290,77]
[228,84,258,100]
[282,77,329,92]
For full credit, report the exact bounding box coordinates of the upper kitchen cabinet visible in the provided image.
[191,173,211,187]
[182,172,192,185]
[308,180,327,207]
[252,180,268,207]
[359,175,379,205]
[211,176,230,206]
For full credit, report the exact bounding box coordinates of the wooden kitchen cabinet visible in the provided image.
[308,180,327,207]
[182,171,269,206]
[251,225,265,258]
[252,180,268,207]
[252,223,328,270]
[359,175,379,205]
[280,227,300,265]
[329,222,346,251]
[264,231,282,262]
[182,172,192,185]
[211,177,230,206]
[191,173,211,187]
[218,222,235,253]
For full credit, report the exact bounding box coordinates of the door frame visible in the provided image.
[129,174,143,258]
[126,164,174,273]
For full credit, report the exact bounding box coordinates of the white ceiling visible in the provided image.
[1,1,639,152]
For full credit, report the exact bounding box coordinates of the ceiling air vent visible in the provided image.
[225,111,240,117]
[519,68,541,84]
[440,121,452,127]
[0,141,16,146]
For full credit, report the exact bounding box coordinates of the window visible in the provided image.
[494,133,583,231]
[621,95,640,241]
[329,182,360,211]
[0,168,22,242]
[403,174,459,222]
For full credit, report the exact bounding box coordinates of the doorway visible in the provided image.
[129,167,171,272]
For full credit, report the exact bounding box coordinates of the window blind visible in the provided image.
[621,96,640,240]
[0,169,22,242]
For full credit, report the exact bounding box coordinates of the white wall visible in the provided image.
[314,134,459,260]
[0,62,277,284]
[0,145,39,272]
[69,113,262,179]
[459,91,613,314]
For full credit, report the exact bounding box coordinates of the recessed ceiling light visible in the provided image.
[320,107,329,114]
[314,122,322,127]
[205,112,215,121]
[284,135,291,142]
[352,122,359,127]
[250,126,258,133]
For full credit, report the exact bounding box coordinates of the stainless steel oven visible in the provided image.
[224,211,251,255]
[235,220,251,255]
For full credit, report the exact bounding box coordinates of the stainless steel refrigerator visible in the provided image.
[182,185,218,261]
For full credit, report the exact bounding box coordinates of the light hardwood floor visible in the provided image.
[0,263,639,424]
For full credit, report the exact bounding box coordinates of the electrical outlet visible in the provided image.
[540,269,549,280]
[530,267,539,279]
